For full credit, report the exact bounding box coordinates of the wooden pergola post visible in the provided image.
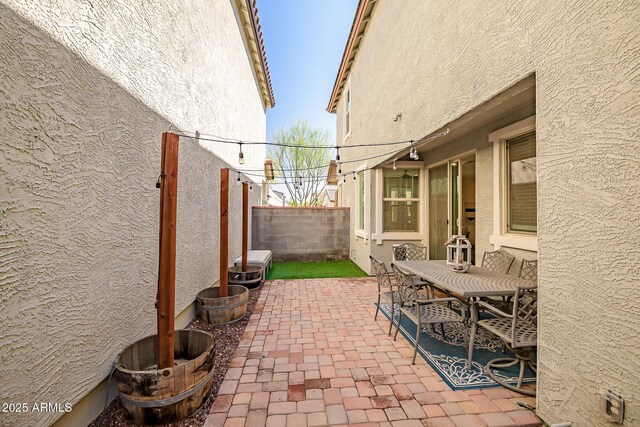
[242,182,249,272]
[157,132,179,369]
[219,168,229,298]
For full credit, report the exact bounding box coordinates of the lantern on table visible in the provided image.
[445,235,472,272]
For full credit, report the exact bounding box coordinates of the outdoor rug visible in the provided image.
[377,302,536,390]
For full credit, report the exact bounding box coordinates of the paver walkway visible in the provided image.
[205,278,542,427]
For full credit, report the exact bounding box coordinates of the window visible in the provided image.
[383,169,419,232]
[344,87,351,139]
[507,131,536,233]
[489,116,537,252]
[358,171,365,230]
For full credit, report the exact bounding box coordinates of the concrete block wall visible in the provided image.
[252,207,350,262]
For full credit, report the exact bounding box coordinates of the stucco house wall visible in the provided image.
[332,0,639,425]
[0,1,269,426]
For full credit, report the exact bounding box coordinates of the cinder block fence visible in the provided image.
[252,207,350,262]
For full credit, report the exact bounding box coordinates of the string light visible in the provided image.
[178,132,418,150]
[238,143,245,165]
[409,140,420,160]
[175,129,448,173]
[180,128,451,186]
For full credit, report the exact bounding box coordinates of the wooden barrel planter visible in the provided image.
[228,265,262,289]
[114,329,215,425]
[196,285,248,325]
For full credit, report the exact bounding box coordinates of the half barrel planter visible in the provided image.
[114,329,215,425]
[196,285,248,325]
[228,265,262,289]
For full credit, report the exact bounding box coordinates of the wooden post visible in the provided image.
[242,182,249,272]
[219,168,229,298]
[157,132,179,369]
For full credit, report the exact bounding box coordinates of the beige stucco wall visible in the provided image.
[0,1,265,426]
[334,0,639,425]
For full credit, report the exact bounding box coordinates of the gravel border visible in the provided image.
[89,284,263,427]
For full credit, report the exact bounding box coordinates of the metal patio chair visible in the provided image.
[479,249,517,310]
[500,259,538,313]
[481,249,515,274]
[518,259,538,282]
[468,285,538,396]
[392,243,433,297]
[392,263,464,364]
[392,243,428,262]
[370,255,399,336]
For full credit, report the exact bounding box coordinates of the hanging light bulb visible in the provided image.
[353,172,356,181]
[409,140,420,160]
[336,147,340,162]
[237,172,241,182]
[238,143,245,165]
[393,159,397,170]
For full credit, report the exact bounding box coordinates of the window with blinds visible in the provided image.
[383,169,420,232]
[507,131,537,233]
[358,171,365,230]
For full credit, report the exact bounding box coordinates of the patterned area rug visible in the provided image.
[377,302,536,390]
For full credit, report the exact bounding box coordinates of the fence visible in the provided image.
[252,207,350,262]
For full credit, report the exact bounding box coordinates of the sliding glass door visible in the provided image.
[428,155,475,260]
[428,164,448,260]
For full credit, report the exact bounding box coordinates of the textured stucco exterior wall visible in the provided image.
[0,1,265,426]
[252,207,350,262]
[334,0,640,425]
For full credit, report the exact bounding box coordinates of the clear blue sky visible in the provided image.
[256,0,358,146]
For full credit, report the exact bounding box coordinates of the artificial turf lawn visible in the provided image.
[265,260,368,280]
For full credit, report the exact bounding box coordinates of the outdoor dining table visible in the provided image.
[392,260,534,366]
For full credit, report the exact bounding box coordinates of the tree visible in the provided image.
[270,121,332,206]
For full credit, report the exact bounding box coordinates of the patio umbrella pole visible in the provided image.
[157,132,179,369]
[219,168,229,298]
[242,182,248,272]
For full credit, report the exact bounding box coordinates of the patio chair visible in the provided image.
[481,249,515,274]
[392,243,427,262]
[518,259,538,282]
[499,259,538,313]
[392,263,464,364]
[479,250,517,310]
[468,285,538,396]
[370,255,399,336]
[392,243,433,297]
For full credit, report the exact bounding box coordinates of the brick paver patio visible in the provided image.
[205,278,542,427]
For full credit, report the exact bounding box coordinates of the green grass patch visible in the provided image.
[266,260,368,280]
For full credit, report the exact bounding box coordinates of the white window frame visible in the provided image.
[343,81,351,142]
[489,116,538,252]
[354,165,369,239]
[372,162,425,244]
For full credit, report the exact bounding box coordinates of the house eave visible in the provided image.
[235,0,275,110]
[326,0,376,114]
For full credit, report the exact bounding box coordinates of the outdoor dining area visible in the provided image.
[372,239,537,397]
